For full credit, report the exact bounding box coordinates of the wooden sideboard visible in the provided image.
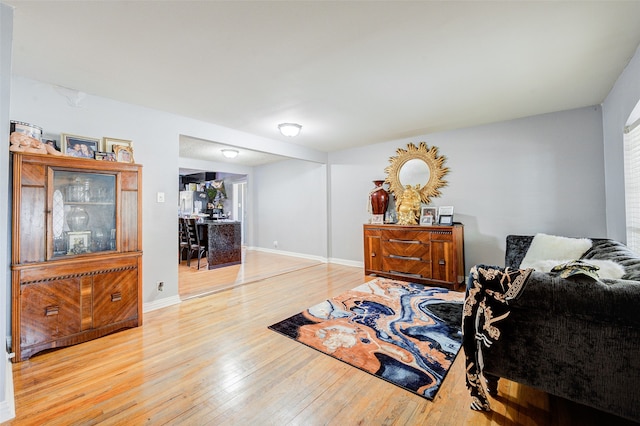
[11,152,142,361]
[363,223,464,290]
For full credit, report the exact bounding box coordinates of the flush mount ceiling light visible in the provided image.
[278,123,302,137]
[221,149,239,159]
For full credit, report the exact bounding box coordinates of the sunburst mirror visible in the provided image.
[384,142,449,204]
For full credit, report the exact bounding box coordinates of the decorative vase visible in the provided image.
[369,180,389,215]
[67,206,89,231]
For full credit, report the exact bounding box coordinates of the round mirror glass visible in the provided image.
[384,142,449,204]
[399,159,430,188]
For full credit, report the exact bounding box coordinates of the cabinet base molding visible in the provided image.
[18,318,140,362]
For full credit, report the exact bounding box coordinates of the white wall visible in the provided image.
[253,158,327,258]
[0,3,13,421]
[329,106,607,269]
[603,43,640,243]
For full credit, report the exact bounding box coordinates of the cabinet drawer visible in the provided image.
[383,256,432,278]
[382,230,428,242]
[93,268,138,328]
[382,241,430,260]
[20,279,82,347]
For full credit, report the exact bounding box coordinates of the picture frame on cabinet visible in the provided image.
[67,231,91,255]
[439,215,453,225]
[10,120,42,140]
[370,214,384,224]
[114,145,134,163]
[103,137,133,153]
[61,134,100,158]
[420,207,437,226]
[42,139,60,152]
[94,151,116,161]
[438,206,454,225]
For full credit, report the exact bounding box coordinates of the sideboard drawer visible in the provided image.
[382,240,430,260]
[383,256,432,277]
[383,230,427,242]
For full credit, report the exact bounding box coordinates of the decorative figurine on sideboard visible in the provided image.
[396,184,422,225]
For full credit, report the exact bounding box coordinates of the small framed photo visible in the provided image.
[114,145,134,163]
[10,120,42,140]
[438,206,454,217]
[42,139,60,153]
[439,215,453,225]
[438,205,454,225]
[67,231,91,255]
[61,134,100,158]
[103,137,133,153]
[420,207,437,226]
[371,214,384,224]
[94,151,116,161]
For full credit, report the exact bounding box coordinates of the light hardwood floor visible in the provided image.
[178,249,322,299]
[5,252,636,425]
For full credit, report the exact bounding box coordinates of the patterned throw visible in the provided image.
[462,265,533,411]
[269,277,464,399]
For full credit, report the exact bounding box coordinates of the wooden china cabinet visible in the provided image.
[10,152,142,362]
[364,223,464,290]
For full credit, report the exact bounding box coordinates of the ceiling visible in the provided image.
[6,1,640,164]
[179,135,288,167]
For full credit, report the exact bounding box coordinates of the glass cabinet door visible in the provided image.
[52,170,116,257]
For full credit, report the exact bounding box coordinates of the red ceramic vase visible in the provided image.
[370,180,389,215]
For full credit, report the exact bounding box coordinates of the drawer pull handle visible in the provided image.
[389,271,422,279]
[45,306,59,316]
[439,259,446,265]
[371,252,376,257]
[388,239,420,244]
[389,254,422,261]
[111,292,122,302]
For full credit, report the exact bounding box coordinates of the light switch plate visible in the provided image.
[157,192,165,203]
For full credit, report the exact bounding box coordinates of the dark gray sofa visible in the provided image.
[479,235,640,423]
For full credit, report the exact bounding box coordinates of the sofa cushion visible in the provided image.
[581,239,640,281]
[520,233,592,269]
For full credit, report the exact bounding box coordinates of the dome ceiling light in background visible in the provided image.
[278,123,302,137]
[221,149,239,159]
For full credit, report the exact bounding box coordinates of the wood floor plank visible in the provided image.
[5,250,638,425]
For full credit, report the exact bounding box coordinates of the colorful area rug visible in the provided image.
[268,277,464,400]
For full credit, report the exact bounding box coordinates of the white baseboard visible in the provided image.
[249,246,328,263]
[143,295,181,313]
[328,257,363,268]
[247,247,363,269]
[0,355,15,422]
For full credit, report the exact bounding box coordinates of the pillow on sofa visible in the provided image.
[525,258,625,280]
[582,239,640,280]
[520,233,592,269]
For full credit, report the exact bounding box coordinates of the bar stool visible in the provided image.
[178,218,189,263]
[184,218,206,269]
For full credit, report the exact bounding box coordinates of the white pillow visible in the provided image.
[520,233,592,269]
[526,258,625,279]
